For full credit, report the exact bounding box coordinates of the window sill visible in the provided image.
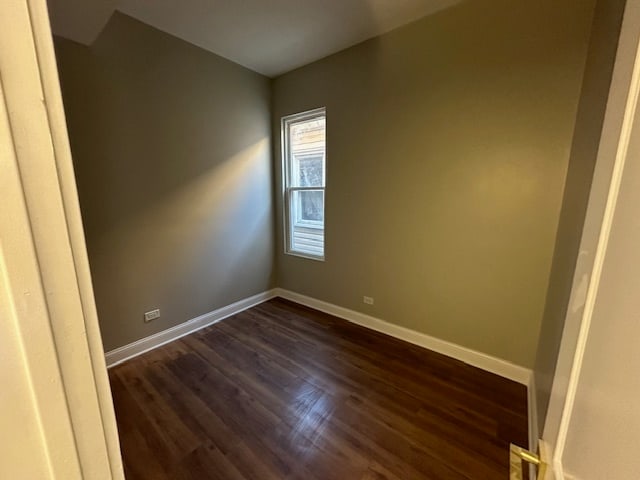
[285,250,325,262]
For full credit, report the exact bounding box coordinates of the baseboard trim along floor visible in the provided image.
[106,287,532,387]
[274,288,532,386]
[105,289,278,367]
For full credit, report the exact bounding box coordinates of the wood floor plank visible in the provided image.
[109,297,528,479]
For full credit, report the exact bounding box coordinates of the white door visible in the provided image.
[0,0,123,478]
[539,1,640,478]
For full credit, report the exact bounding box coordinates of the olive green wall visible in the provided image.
[55,13,274,352]
[272,0,596,368]
[534,0,626,433]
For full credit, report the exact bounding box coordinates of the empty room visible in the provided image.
[3,0,639,479]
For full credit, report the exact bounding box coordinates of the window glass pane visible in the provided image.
[289,117,325,187]
[292,190,324,223]
[290,189,324,257]
[294,155,323,187]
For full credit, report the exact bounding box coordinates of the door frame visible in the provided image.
[541,0,640,477]
[0,0,123,478]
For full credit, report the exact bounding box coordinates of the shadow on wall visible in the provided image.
[55,13,274,351]
[71,13,271,238]
[89,138,273,319]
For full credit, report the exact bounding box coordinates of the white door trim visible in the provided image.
[542,1,640,477]
[554,20,640,476]
[0,0,123,478]
[26,1,125,475]
[0,60,83,480]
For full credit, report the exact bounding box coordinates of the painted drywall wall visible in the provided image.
[533,0,626,435]
[272,0,596,368]
[562,75,640,480]
[55,13,274,352]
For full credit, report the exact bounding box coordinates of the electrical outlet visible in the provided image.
[363,296,374,305]
[144,309,160,322]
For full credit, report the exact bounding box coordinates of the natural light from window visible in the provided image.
[282,108,326,260]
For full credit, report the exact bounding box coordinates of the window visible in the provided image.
[282,108,326,260]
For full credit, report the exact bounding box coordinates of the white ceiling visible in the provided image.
[47,0,461,77]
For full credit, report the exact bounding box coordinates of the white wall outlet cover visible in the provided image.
[363,296,374,305]
[144,309,160,322]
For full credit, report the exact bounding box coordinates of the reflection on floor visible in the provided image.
[109,297,528,479]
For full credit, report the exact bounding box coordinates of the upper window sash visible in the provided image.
[282,108,326,190]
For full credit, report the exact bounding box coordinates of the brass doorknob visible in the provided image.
[510,443,547,480]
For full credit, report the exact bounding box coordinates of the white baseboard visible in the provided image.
[105,289,277,368]
[107,286,532,388]
[528,375,540,451]
[274,288,532,386]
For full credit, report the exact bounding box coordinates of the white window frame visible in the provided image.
[282,107,326,260]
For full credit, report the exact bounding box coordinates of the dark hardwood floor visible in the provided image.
[109,298,528,480]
